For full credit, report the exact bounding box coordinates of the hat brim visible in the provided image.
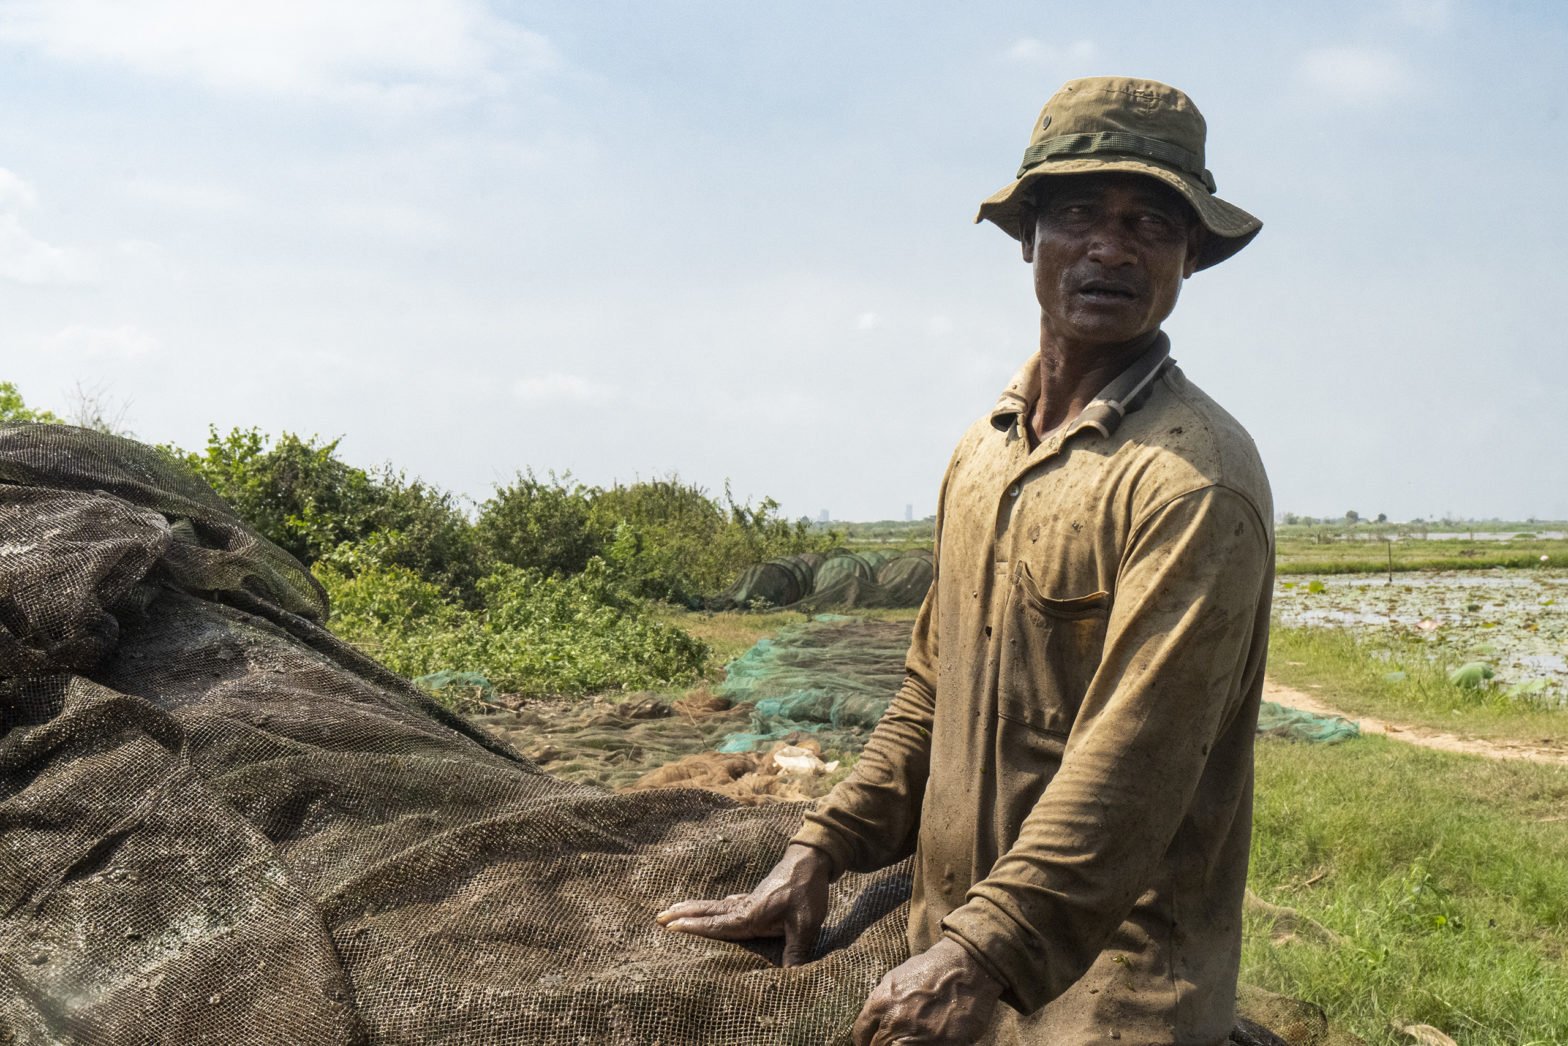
[974,157,1261,271]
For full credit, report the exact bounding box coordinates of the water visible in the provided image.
[1274,569,1568,704]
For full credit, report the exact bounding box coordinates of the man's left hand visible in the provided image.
[851,937,1004,1046]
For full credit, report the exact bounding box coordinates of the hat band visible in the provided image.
[1017,131,1218,193]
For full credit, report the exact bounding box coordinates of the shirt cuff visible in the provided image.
[940,896,1053,1014]
[786,821,853,881]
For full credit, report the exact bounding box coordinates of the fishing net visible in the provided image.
[708,550,934,612]
[1255,702,1361,745]
[0,424,910,1045]
[0,424,1359,1045]
[475,688,753,790]
[713,617,909,755]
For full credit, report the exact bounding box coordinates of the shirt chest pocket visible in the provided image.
[996,562,1111,738]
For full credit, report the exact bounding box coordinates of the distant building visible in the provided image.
[905,503,913,522]
[818,509,830,524]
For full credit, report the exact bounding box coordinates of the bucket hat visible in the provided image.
[976,76,1261,270]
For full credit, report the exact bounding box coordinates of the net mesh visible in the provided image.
[713,617,908,754]
[0,424,1358,1045]
[709,550,934,612]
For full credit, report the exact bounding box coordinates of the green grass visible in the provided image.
[1268,624,1568,744]
[1245,735,1568,1045]
[1276,536,1567,576]
[659,607,814,673]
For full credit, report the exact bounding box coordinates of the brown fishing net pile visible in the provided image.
[0,424,1355,1045]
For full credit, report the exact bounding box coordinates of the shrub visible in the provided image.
[470,559,710,694]
[314,545,708,701]
[590,478,813,603]
[474,473,833,605]
[183,427,482,597]
[476,470,602,577]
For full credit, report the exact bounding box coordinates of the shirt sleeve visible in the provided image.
[939,483,1272,1012]
[787,452,957,876]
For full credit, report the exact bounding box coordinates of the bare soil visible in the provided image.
[1264,680,1568,766]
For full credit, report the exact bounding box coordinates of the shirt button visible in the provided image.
[1008,484,1021,497]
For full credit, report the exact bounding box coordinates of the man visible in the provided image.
[659,77,1273,1046]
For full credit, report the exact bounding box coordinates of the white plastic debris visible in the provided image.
[770,745,839,776]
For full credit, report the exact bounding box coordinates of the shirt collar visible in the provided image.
[989,332,1173,442]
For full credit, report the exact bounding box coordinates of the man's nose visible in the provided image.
[1085,221,1138,267]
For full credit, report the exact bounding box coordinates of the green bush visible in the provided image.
[473,472,833,605]
[472,559,710,694]
[591,478,832,604]
[183,427,482,597]
[475,470,602,577]
[314,544,708,701]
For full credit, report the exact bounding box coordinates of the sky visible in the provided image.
[0,0,1564,523]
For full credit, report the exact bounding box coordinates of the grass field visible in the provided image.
[1253,559,1568,1045]
[1274,521,1567,576]
[1276,535,1566,576]
[1246,735,1568,1045]
[1269,624,1568,743]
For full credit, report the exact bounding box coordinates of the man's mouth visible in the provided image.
[1076,280,1139,302]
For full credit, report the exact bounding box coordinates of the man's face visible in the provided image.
[1022,173,1202,353]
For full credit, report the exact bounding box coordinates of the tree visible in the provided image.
[0,381,62,423]
[1345,510,1360,525]
[65,381,134,436]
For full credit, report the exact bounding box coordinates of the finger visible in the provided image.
[661,909,770,941]
[780,901,821,967]
[850,994,883,1046]
[870,1024,914,1046]
[655,897,740,925]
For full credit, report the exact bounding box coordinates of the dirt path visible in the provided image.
[1264,679,1568,766]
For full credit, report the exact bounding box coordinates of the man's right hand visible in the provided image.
[655,842,833,966]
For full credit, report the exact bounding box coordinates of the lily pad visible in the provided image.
[1448,662,1494,690]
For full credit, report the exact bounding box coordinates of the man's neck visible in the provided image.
[1030,328,1162,440]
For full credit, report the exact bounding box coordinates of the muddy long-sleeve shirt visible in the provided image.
[792,337,1274,1045]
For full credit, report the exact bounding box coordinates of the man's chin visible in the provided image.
[1061,316,1157,349]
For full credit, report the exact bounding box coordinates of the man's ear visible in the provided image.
[1183,225,1204,278]
[1020,211,1036,264]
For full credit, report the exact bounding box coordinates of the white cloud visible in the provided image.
[512,372,616,404]
[1394,0,1450,31]
[1005,38,1097,66]
[926,315,955,337]
[123,177,255,214]
[0,0,559,106]
[48,323,161,359]
[0,168,39,210]
[855,311,880,330]
[323,201,450,240]
[1297,46,1413,103]
[0,168,90,285]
